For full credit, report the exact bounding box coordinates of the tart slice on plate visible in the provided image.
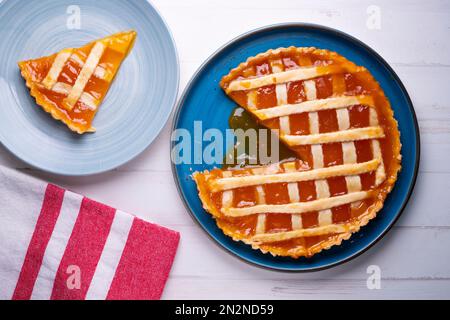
[18,31,137,134]
[193,47,401,258]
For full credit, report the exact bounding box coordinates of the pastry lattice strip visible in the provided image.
[226,64,354,93]
[253,95,375,120]
[208,159,380,192]
[222,191,371,217]
[62,42,106,110]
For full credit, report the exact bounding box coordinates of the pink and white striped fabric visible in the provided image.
[0,166,180,300]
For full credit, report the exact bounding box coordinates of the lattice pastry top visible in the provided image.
[18,31,136,134]
[193,47,401,258]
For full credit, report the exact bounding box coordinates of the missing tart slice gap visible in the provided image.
[193,47,401,258]
[18,31,137,134]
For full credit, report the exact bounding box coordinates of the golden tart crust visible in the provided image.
[18,31,136,134]
[193,47,401,258]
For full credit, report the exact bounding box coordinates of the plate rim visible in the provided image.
[0,0,180,176]
[171,22,420,272]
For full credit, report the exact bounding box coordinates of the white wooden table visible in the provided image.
[1,0,449,299]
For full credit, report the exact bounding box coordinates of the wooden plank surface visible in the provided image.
[1,0,449,299]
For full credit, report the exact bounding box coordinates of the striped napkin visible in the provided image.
[0,166,180,300]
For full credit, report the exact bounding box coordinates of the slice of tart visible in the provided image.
[193,47,401,258]
[18,31,137,134]
[194,158,383,258]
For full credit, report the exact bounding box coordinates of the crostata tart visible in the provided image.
[193,47,401,258]
[18,31,136,134]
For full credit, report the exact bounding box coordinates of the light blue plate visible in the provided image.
[172,24,420,271]
[0,0,179,176]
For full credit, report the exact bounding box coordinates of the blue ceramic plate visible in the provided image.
[0,0,179,176]
[172,24,420,271]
